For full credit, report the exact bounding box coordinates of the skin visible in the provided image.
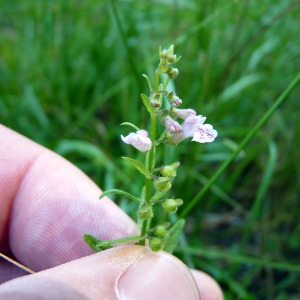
[0,124,223,300]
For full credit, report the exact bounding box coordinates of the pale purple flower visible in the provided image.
[192,124,218,143]
[121,130,152,152]
[169,115,217,144]
[163,117,182,134]
[172,108,196,120]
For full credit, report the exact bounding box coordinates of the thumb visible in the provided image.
[0,246,200,300]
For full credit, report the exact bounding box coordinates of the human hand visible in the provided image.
[0,125,223,299]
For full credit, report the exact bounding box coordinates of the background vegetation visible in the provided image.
[1,0,300,298]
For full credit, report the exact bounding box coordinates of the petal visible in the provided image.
[121,130,152,152]
[163,117,182,134]
[182,115,206,137]
[173,109,196,120]
[192,124,218,143]
[136,129,149,137]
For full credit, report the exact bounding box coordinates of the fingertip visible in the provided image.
[191,269,224,300]
[117,248,200,300]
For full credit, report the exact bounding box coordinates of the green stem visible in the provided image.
[109,235,145,245]
[139,219,149,245]
[179,72,300,219]
[140,73,160,243]
[155,70,160,92]
[140,115,157,243]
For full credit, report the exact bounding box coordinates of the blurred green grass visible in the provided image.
[1,0,300,298]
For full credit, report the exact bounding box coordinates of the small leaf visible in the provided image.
[142,74,153,90]
[163,219,186,253]
[83,234,103,252]
[100,189,142,203]
[121,122,140,131]
[96,241,113,250]
[122,156,151,178]
[141,93,155,114]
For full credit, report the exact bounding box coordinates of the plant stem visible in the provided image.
[140,115,157,243]
[140,72,160,243]
[110,235,145,245]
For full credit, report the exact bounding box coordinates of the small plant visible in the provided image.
[84,45,217,253]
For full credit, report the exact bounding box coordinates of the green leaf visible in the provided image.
[83,234,103,252]
[100,189,142,203]
[141,93,155,114]
[163,219,186,253]
[121,122,140,131]
[122,156,151,178]
[142,74,152,90]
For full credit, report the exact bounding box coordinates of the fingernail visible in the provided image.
[117,249,200,300]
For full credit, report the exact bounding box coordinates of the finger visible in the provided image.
[191,270,224,300]
[0,125,138,271]
[0,246,201,300]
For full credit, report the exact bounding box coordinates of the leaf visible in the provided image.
[141,93,155,114]
[163,219,186,253]
[142,74,152,90]
[100,189,142,203]
[121,122,140,131]
[122,156,151,178]
[83,234,103,252]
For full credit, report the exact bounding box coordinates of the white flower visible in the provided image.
[169,115,217,144]
[121,130,152,152]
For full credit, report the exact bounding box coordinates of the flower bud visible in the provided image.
[149,237,164,252]
[167,67,179,79]
[160,49,168,60]
[137,205,153,220]
[160,45,176,64]
[171,108,196,119]
[162,198,183,213]
[166,45,176,63]
[154,177,172,192]
[167,92,182,107]
[161,162,180,177]
[167,54,177,64]
[153,223,169,237]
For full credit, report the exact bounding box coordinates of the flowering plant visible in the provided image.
[84,45,217,252]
